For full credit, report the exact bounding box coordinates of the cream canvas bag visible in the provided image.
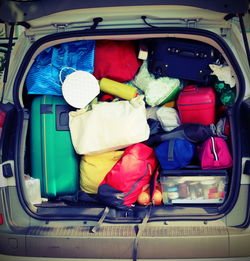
[69,95,150,155]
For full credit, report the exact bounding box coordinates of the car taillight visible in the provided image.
[0,214,3,225]
[0,109,6,137]
[0,103,16,163]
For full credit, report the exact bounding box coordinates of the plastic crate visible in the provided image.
[160,169,228,205]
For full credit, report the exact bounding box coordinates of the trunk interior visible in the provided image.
[18,28,243,222]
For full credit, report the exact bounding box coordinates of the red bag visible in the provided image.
[93,40,142,82]
[98,143,158,209]
[199,137,233,169]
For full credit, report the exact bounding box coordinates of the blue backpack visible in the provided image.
[155,139,195,170]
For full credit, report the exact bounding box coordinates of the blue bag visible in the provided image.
[155,139,195,170]
[26,40,95,96]
[147,38,220,83]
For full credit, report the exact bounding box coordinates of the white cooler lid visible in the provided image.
[62,70,100,108]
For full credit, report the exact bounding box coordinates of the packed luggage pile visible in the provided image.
[26,38,235,209]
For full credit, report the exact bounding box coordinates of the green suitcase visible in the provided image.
[30,95,79,198]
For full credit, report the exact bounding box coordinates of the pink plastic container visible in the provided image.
[177,85,216,125]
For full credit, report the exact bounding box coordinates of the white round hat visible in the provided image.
[62,70,100,108]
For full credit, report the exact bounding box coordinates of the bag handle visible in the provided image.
[59,67,77,84]
[211,136,219,161]
[183,85,198,92]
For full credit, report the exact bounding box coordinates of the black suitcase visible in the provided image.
[148,38,221,83]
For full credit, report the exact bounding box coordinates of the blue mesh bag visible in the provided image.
[26,40,95,96]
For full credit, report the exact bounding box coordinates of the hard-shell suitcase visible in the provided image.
[177,85,216,125]
[147,38,220,83]
[30,95,79,198]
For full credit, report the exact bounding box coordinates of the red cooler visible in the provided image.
[177,85,216,125]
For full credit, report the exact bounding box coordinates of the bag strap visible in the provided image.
[211,137,219,161]
[133,206,152,261]
[59,67,77,84]
[168,139,175,161]
[150,168,160,202]
[91,206,110,233]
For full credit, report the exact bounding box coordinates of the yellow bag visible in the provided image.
[80,150,124,194]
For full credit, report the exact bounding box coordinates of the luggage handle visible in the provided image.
[56,105,71,131]
[179,50,207,58]
[168,48,207,59]
[183,85,198,92]
[178,50,196,58]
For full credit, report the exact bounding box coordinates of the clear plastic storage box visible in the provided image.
[160,170,228,205]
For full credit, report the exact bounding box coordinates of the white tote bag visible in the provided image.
[69,95,150,155]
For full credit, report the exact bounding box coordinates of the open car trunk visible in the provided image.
[16,26,244,223]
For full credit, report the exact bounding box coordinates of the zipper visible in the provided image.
[124,163,152,198]
[42,96,49,196]
[178,102,213,106]
[211,137,219,161]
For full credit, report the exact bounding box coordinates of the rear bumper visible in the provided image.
[1,225,250,259]
[1,255,250,261]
